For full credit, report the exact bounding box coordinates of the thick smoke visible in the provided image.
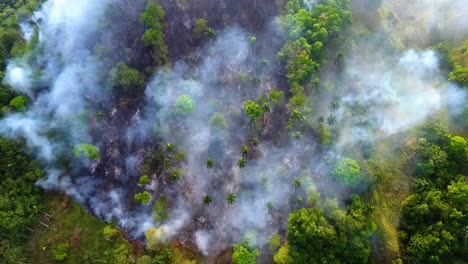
[333,47,466,149]
[128,27,295,253]
[381,0,468,43]
[0,0,467,259]
[0,0,159,238]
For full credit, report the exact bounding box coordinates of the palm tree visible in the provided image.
[166,143,174,153]
[237,158,246,169]
[329,100,340,112]
[226,193,236,204]
[241,145,249,157]
[203,195,213,205]
[163,158,170,169]
[318,116,324,123]
[297,196,303,204]
[327,115,337,126]
[206,158,215,168]
[292,177,302,192]
[170,168,181,182]
[292,131,302,148]
[266,202,274,214]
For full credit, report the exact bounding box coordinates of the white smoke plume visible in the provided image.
[0,0,467,259]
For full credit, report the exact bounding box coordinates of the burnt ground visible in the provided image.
[75,0,300,262]
[160,0,287,61]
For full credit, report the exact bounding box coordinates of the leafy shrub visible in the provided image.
[209,112,228,129]
[51,242,69,261]
[243,100,262,120]
[73,143,99,160]
[332,158,362,186]
[134,191,152,204]
[173,95,195,116]
[139,175,149,185]
[9,95,28,111]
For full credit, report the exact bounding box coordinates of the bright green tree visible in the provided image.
[243,100,262,120]
[134,191,152,204]
[174,95,195,116]
[139,175,149,185]
[51,242,69,261]
[232,240,259,264]
[73,143,100,160]
[209,112,227,129]
[109,62,145,92]
[332,158,362,186]
[9,95,28,111]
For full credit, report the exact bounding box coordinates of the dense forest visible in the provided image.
[0,0,467,263]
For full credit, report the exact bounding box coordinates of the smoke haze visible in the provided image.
[0,0,467,258]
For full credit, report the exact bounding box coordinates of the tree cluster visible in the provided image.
[276,195,376,263]
[399,122,468,263]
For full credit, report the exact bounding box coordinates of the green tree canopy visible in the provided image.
[208,112,227,129]
[232,240,259,264]
[109,62,145,92]
[243,100,262,120]
[173,95,195,116]
[332,158,362,186]
[9,95,28,111]
[134,191,152,204]
[73,143,99,160]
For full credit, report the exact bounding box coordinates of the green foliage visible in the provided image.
[241,145,249,156]
[243,100,262,120]
[194,18,207,37]
[103,225,119,241]
[153,195,168,222]
[332,158,362,186]
[151,247,175,264]
[0,86,14,107]
[226,193,237,204]
[269,89,284,104]
[203,195,213,205]
[193,18,216,39]
[449,67,468,86]
[145,227,167,251]
[209,112,228,129]
[448,40,468,86]
[51,242,69,261]
[174,94,195,116]
[140,0,168,65]
[232,240,259,264]
[274,243,292,264]
[140,1,165,28]
[400,123,468,262]
[285,195,375,263]
[0,137,43,262]
[104,243,131,264]
[9,95,28,111]
[170,167,183,182]
[280,0,351,135]
[73,143,99,160]
[269,234,281,251]
[206,158,215,168]
[174,150,185,162]
[109,62,145,92]
[237,158,246,168]
[142,28,165,48]
[25,193,133,263]
[139,174,149,185]
[134,191,152,204]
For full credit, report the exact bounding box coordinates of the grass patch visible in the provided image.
[362,135,415,262]
[26,192,133,263]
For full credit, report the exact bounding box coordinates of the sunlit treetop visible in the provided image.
[173,95,195,116]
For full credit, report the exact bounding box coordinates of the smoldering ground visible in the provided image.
[0,0,467,260]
